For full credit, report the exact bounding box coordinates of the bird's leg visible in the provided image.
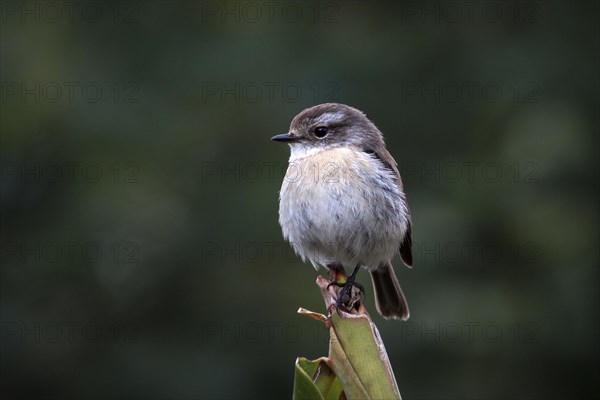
[326,262,346,287]
[328,264,364,312]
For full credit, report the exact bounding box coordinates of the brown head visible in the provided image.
[271,103,388,154]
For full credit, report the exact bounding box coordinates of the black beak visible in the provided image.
[271,133,297,142]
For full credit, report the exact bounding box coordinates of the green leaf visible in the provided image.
[329,312,401,400]
[293,357,344,400]
[293,358,325,400]
[296,278,402,400]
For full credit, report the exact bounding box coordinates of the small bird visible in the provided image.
[272,103,413,320]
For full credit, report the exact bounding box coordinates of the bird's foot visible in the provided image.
[327,265,364,313]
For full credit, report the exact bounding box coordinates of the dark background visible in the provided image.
[1,1,598,399]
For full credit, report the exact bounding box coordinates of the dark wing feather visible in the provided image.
[365,147,413,268]
[399,221,413,267]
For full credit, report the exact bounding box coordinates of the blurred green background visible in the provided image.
[1,1,598,399]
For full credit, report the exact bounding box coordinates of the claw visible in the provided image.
[327,281,345,290]
[328,265,364,313]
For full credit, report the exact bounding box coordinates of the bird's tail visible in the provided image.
[370,262,410,320]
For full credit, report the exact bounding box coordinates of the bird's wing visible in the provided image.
[365,146,413,268]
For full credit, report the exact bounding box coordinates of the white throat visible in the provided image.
[288,144,329,162]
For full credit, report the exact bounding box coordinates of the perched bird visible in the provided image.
[272,103,413,320]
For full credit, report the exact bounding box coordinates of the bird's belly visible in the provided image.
[278,147,407,269]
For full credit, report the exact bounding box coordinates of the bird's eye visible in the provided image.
[314,126,329,138]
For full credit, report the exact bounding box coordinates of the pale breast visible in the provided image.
[278,147,408,269]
